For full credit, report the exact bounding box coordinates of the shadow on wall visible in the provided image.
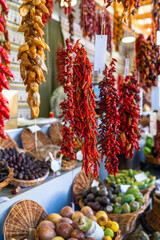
[39,20,64,118]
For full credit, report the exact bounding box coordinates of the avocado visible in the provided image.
[128,231,149,240]
[130,201,140,212]
[120,194,135,205]
[150,232,160,240]
[121,203,131,213]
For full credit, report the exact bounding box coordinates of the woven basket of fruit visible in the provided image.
[3,199,48,240]
[78,182,150,235]
[21,128,52,151]
[73,171,102,201]
[35,205,122,240]
[104,169,156,194]
[0,163,13,191]
[0,147,50,187]
[146,193,160,231]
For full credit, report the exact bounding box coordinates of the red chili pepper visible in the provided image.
[0,93,9,109]
[0,46,10,64]
[119,71,141,159]
[0,23,4,32]
[0,72,10,89]
[0,104,9,119]
[0,0,9,13]
[0,63,14,78]
[42,0,54,25]
[0,15,5,27]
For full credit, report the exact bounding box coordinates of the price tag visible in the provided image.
[0,197,9,204]
[94,35,107,72]
[134,172,147,182]
[157,31,160,45]
[124,58,129,79]
[139,89,143,115]
[120,185,130,193]
[150,112,157,136]
[151,86,160,111]
[27,125,41,133]
[50,152,61,172]
[91,180,99,187]
[76,151,83,161]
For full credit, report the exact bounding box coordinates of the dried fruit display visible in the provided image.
[113,12,123,51]
[119,71,141,159]
[152,0,160,32]
[136,35,160,89]
[105,0,141,16]
[57,39,100,176]
[97,10,112,53]
[57,39,76,160]
[0,0,14,139]
[18,0,50,119]
[98,59,120,177]
[73,40,100,177]
[80,0,97,40]
[42,0,54,25]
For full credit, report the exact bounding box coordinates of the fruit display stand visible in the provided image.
[0,126,82,240]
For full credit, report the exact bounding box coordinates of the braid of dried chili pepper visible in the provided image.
[57,39,76,160]
[42,0,54,25]
[80,0,97,40]
[0,0,14,139]
[119,71,141,159]
[73,41,100,177]
[117,75,124,98]
[98,59,120,177]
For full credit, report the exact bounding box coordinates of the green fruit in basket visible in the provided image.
[121,203,131,213]
[147,180,155,187]
[130,201,140,212]
[129,169,134,177]
[120,194,135,205]
[104,228,114,237]
[114,202,121,208]
[136,197,145,204]
[150,176,156,181]
[150,231,160,240]
[129,231,150,240]
[119,192,124,197]
[116,178,121,183]
[113,206,122,214]
[137,182,147,190]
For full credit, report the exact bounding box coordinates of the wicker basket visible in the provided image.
[145,154,160,165]
[0,167,14,191]
[10,170,49,187]
[49,121,63,145]
[21,128,52,151]
[145,193,160,231]
[140,185,155,195]
[0,133,18,148]
[3,199,48,240]
[79,190,150,235]
[61,159,77,171]
[73,171,102,202]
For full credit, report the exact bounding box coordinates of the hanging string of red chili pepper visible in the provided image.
[73,40,100,177]
[0,0,14,139]
[57,39,76,160]
[42,0,54,25]
[119,71,141,159]
[56,0,74,43]
[98,59,120,177]
[117,75,124,98]
[97,9,112,53]
[80,0,97,40]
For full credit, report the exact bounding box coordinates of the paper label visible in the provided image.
[134,172,147,182]
[91,180,99,187]
[151,86,160,111]
[120,185,130,193]
[94,35,107,72]
[76,150,83,161]
[49,152,61,172]
[150,112,157,136]
[124,58,129,79]
[27,125,41,133]
[0,197,9,204]
[139,89,143,115]
[157,31,160,45]
[72,202,75,212]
